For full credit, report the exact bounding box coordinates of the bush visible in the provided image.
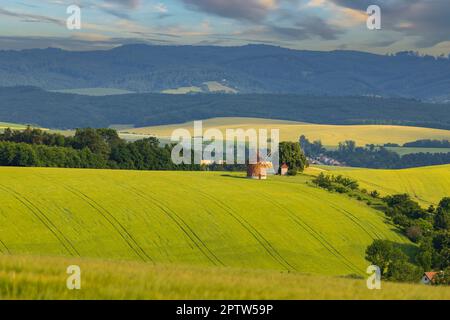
[433,268,450,285]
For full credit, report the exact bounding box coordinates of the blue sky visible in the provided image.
[0,0,449,55]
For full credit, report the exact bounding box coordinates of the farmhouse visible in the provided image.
[421,272,438,285]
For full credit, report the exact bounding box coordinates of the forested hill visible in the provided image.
[1,44,450,101]
[0,86,449,130]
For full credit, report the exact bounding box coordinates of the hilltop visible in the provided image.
[126,117,450,146]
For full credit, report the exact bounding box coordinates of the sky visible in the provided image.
[0,0,449,55]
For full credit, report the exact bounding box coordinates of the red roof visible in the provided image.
[424,272,438,280]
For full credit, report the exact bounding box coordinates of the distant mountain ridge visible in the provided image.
[0,44,449,101]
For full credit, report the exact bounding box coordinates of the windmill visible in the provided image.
[246,150,275,180]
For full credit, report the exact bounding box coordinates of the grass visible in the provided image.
[124,117,450,146]
[306,164,450,206]
[1,254,450,300]
[0,167,409,277]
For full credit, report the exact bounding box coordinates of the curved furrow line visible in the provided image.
[0,239,9,254]
[0,185,78,257]
[122,184,224,267]
[257,191,363,275]
[336,206,392,241]
[329,205,381,239]
[186,186,296,272]
[301,186,390,240]
[60,184,152,263]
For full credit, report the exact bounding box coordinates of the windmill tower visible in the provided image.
[246,152,274,180]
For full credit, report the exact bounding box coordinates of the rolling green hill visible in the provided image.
[0,167,409,276]
[306,165,450,206]
[125,117,450,147]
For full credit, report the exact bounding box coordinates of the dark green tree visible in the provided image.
[365,240,394,275]
[434,198,450,231]
[279,141,307,175]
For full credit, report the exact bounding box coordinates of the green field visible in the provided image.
[2,255,450,300]
[125,117,450,146]
[306,165,450,206]
[2,166,449,299]
[0,167,408,276]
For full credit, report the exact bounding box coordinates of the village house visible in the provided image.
[421,271,438,285]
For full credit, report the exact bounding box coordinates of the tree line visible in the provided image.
[0,127,198,170]
[0,127,309,172]
[300,135,450,169]
[403,139,450,148]
[312,171,450,284]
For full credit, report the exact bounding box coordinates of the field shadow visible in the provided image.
[220,174,247,179]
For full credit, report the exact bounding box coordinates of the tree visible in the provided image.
[416,239,433,271]
[365,240,395,275]
[434,198,450,231]
[366,240,421,282]
[406,225,423,243]
[299,135,325,157]
[72,128,110,157]
[279,141,307,174]
[386,258,421,282]
[384,194,427,220]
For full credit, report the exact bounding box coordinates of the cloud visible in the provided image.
[154,3,168,13]
[329,0,450,47]
[180,0,278,22]
[266,15,343,40]
[103,0,140,9]
[178,0,344,41]
[0,7,64,26]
